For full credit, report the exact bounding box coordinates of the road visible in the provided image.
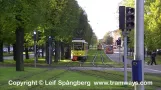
[106,48,161,73]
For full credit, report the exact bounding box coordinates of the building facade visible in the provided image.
[109,29,121,46]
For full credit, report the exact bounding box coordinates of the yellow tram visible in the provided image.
[71,39,88,61]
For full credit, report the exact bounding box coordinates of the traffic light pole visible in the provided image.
[123,31,128,83]
[134,0,144,90]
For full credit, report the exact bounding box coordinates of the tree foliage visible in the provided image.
[103,32,113,45]
[0,0,97,65]
[120,0,161,51]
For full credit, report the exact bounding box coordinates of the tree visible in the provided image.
[145,0,161,51]
[120,0,161,52]
[0,0,53,71]
[90,32,98,46]
[103,32,113,45]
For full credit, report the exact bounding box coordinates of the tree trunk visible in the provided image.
[54,41,59,62]
[8,44,10,54]
[58,41,61,61]
[13,44,16,61]
[66,44,71,59]
[0,41,3,62]
[25,47,29,59]
[16,27,24,71]
[61,42,65,60]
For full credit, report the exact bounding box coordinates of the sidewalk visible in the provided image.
[106,50,161,73]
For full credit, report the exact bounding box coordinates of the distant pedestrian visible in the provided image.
[151,51,157,65]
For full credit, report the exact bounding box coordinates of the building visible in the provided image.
[109,29,121,46]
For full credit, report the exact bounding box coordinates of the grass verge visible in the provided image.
[1,49,126,68]
[0,67,160,90]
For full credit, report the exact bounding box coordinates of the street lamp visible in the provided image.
[34,31,36,34]
[33,30,37,67]
[48,36,52,65]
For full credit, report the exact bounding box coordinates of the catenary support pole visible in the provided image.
[134,0,144,90]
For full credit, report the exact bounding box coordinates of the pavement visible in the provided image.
[106,48,161,74]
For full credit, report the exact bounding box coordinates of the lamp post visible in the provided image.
[48,36,52,65]
[33,30,37,67]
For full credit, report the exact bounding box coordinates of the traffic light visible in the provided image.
[37,31,42,41]
[126,7,135,31]
[33,31,37,41]
[127,36,130,43]
[116,39,121,45]
[119,6,125,31]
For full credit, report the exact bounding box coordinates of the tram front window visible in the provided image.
[73,42,84,50]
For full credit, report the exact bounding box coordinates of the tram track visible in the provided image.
[91,50,114,67]
[0,69,51,87]
[0,61,74,89]
[29,61,74,90]
[69,69,161,87]
[91,51,98,66]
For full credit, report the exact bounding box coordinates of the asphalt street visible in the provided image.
[106,48,161,74]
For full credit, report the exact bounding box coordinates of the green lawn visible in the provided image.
[3,52,13,56]
[1,49,126,68]
[0,67,160,90]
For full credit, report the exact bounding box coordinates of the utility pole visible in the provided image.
[134,0,144,90]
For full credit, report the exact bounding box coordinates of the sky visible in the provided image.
[76,0,123,39]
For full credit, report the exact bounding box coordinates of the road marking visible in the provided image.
[146,68,161,73]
